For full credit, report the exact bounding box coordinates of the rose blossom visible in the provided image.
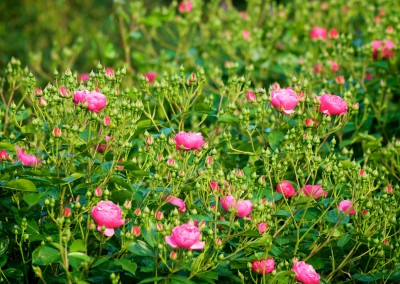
[91,200,125,237]
[329,29,339,39]
[276,181,297,198]
[330,61,340,73]
[166,195,186,213]
[310,27,327,40]
[318,94,347,115]
[252,258,275,274]
[246,91,256,103]
[372,40,395,59]
[174,131,205,150]
[165,224,205,250]
[270,88,299,114]
[292,261,320,284]
[78,73,90,83]
[86,91,107,113]
[221,195,253,218]
[144,72,156,83]
[257,222,268,234]
[338,200,356,215]
[0,150,9,160]
[300,185,327,199]
[73,90,89,105]
[16,147,40,166]
[178,1,193,13]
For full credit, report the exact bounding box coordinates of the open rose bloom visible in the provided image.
[270,88,299,114]
[318,94,347,115]
[74,89,107,113]
[292,261,320,284]
[16,147,40,166]
[165,224,205,250]
[338,200,356,215]
[221,195,253,218]
[166,195,186,213]
[276,180,297,198]
[174,131,205,150]
[310,27,327,40]
[300,185,327,199]
[252,258,275,274]
[91,201,125,237]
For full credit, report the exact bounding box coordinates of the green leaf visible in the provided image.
[68,252,91,270]
[5,179,37,192]
[62,173,85,184]
[0,254,7,268]
[0,235,9,256]
[110,176,133,191]
[217,116,240,123]
[196,271,219,281]
[111,189,132,204]
[70,239,86,253]
[268,129,285,150]
[274,209,291,218]
[338,234,352,248]
[32,245,61,265]
[169,275,196,284]
[3,268,23,280]
[0,143,14,151]
[138,277,164,284]
[127,241,155,257]
[307,257,325,270]
[23,192,43,207]
[115,258,137,276]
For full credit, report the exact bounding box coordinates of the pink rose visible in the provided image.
[209,181,219,191]
[78,73,90,83]
[300,185,327,199]
[166,195,186,213]
[0,149,9,161]
[338,200,356,215]
[144,72,157,83]
[372,40,395,59]
[270,88,299,114]
[91,200,125,237]
[86,91,107,113]
[178,1,193,13]
[60,86,70,97]
[336,76,345,84]
[252,258,275,274]
[329,29,339,39]
[292,261,320,284]
[174,131,205,150]
[257,222,268,234]
[318,94,347,115]
[310,27,327,40]
[329,61,340,73]
[276,181,297,198]
[73,90,89,105]
[16,147,40,166]
[165,224,205,250]
[246,91,256,103]
[105,68,114,78]
[221,195,253,218]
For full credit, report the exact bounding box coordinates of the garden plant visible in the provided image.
[0,0,399,283]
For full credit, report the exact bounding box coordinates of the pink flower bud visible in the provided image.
[134,208,141,216]
[359,169,365,176]
[63,207,71,218]
[170,251,178,260]
[156,223,163,231]
[246,91,256,103]
[35,88,43,96]
[338,200,356,215]
[386,26,393,34]
[310,27,327,40]
[362,209,368,216]
[336,76,345,84]
[330,61,340,73]
[78,73,90,83]
[366,73,372,81]
[94,187,102,197]
[209,181,219,191]
[272,82,280,90]
[0,150,9,161]
[155,211,164,221]
[187,72,197,85]
[132,225,141,237]
[145,136,154,145]
[105,68,114,78]
[205,156,213,166]
[52,127,62,137]
[305,118,317,128]
[103,116,111,126]
[38,98,48,107]
[178,1,193,13]
[329,28,339,39]
[386,185,394,193]
[124,200,132,210]
[257,222,268,234]
[242,30,251,41]
[144,72,156,84]
[59,86,70,97]
[314,64,323,75]
[167,158,175,167]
